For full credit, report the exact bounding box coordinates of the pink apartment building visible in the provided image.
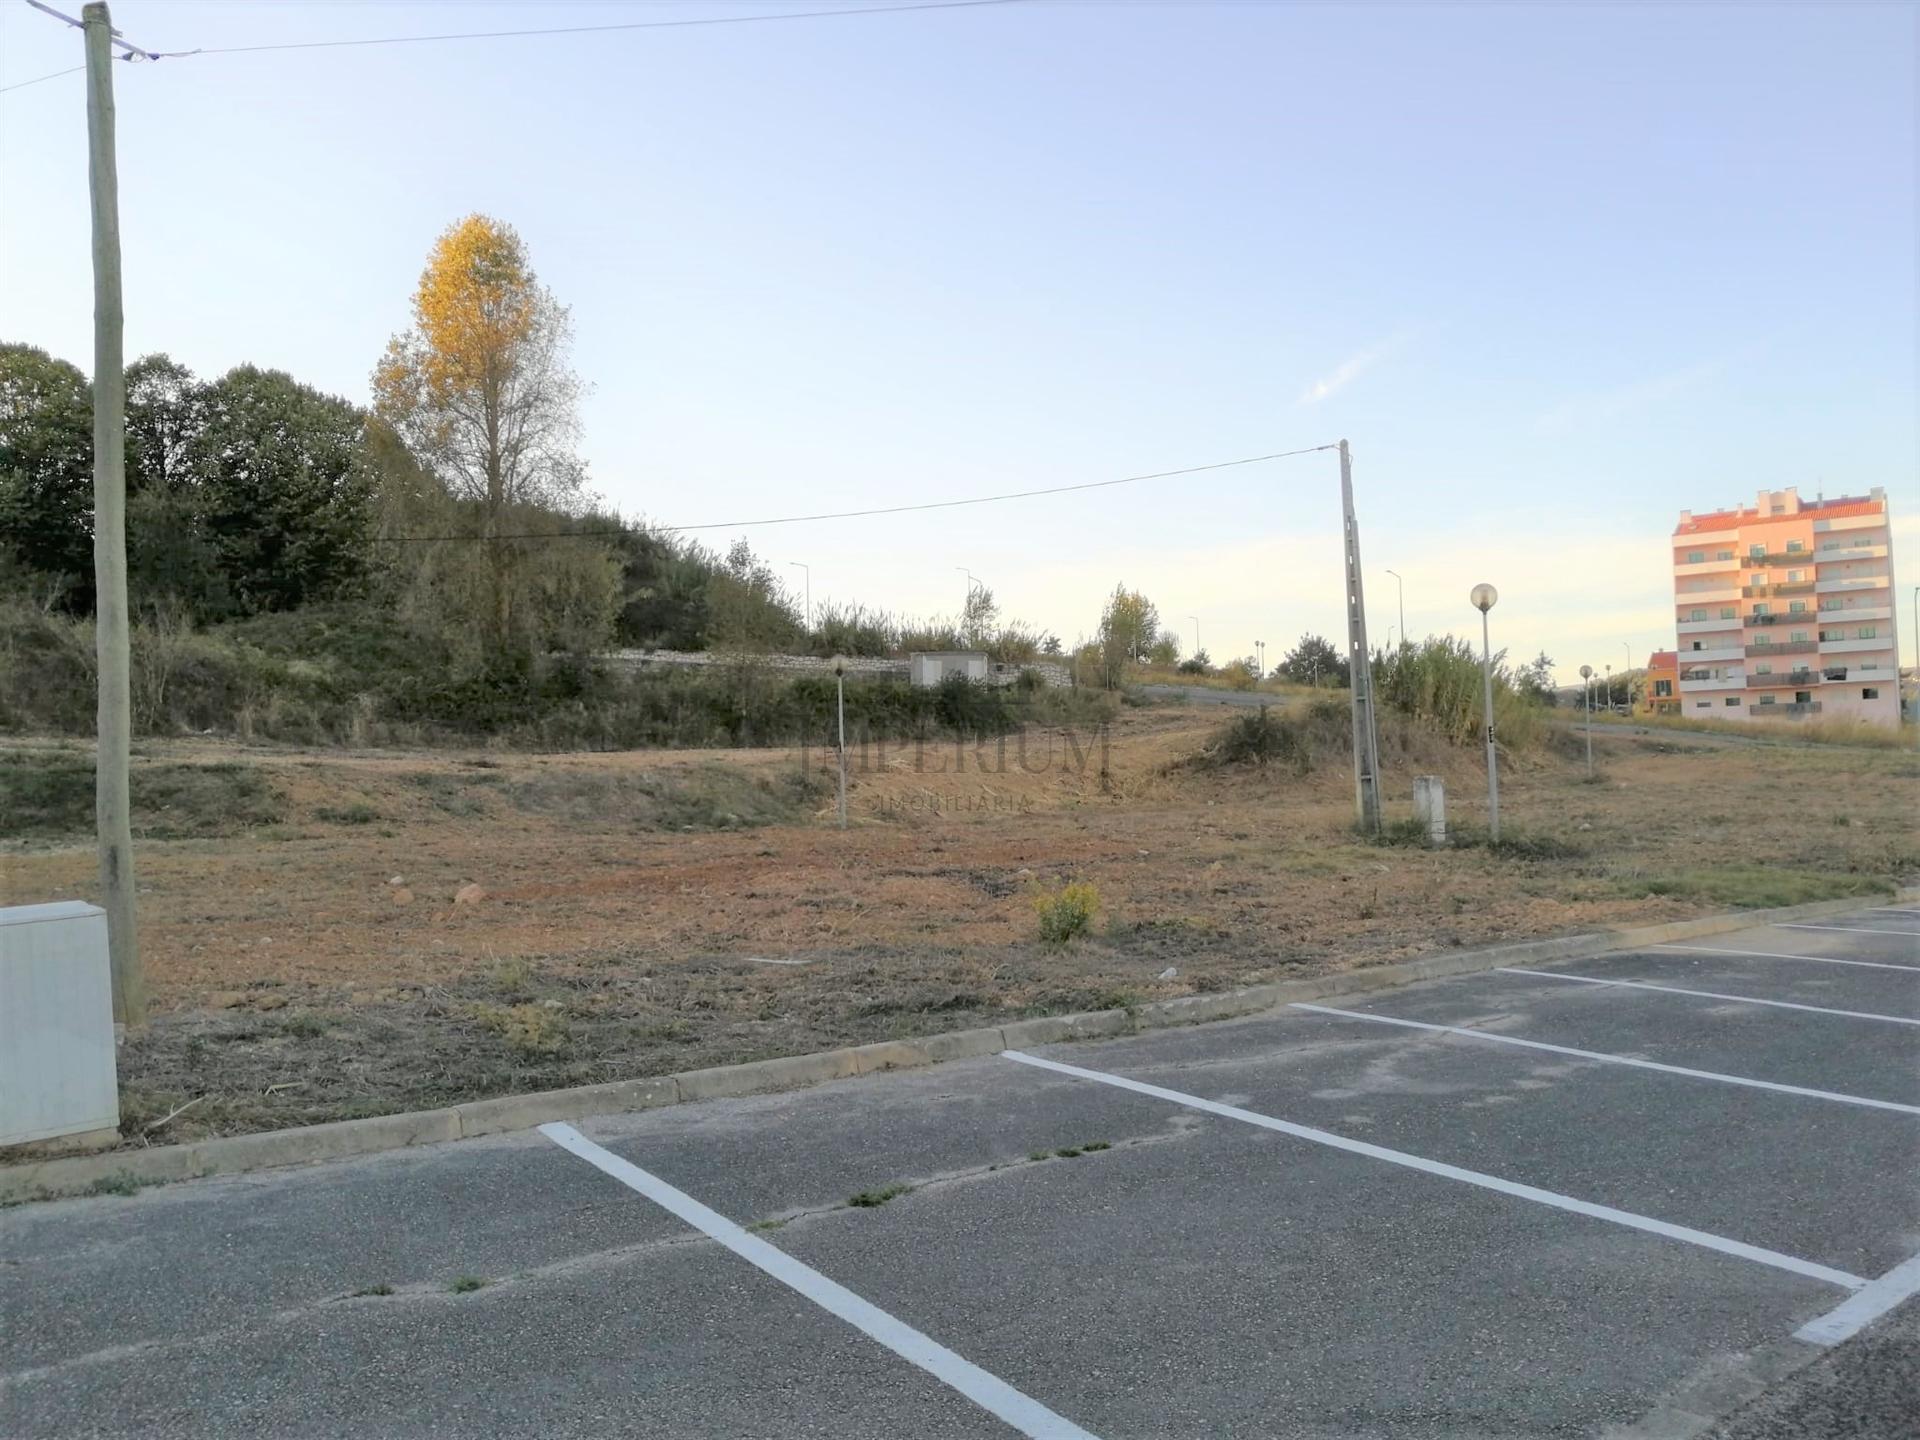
[1670,487,1900,727]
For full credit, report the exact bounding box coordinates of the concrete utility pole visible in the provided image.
[1340,441,1383,832]
[1471,584,1500,842]
[830,655,849,828]
[84,1,142,1025]
[1579,664,1594,778]
[1385,568,1405,647]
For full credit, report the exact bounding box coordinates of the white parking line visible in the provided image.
[539,1123,1100,1440]
[1777,924,1920,938]
[1794,1254,1920,1347]
[1498,968,1920,1027]
[1652,944,1920,974]
[1289,1003,1920,1116]
[1000,1051,1866,1291]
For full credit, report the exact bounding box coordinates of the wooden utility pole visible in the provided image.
[1339,440,1382,832]
[84,1,143,1024]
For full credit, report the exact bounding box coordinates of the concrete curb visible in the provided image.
[5,887,1912,1205]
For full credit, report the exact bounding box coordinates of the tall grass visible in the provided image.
[1370,637,1545,750]
[0,600,1111,751]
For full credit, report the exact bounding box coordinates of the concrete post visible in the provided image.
[1412,775,1447,847]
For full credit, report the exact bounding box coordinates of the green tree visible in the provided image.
[1279,633,1349,687]
[126,354,202,496]
[0,343,94,607]
[191,366,376,614]
[1096,584,1161,685]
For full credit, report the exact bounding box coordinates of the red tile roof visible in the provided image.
[1673,495,1885,536]
[1647,651,1677,669]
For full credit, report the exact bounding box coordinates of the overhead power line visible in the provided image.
[10,0,1027,75]
[0,63,83,93]
[371,445,1340,543]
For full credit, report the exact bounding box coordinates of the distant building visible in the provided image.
[1641,650,1680,716]
[909,651,989,687]
[1671,487,1899,726]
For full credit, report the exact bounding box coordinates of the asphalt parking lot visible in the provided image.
[3,905,1916,1438]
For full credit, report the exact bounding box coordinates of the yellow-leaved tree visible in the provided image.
[373,215,590,654]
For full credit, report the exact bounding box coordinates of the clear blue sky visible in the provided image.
[3,1,1914,674]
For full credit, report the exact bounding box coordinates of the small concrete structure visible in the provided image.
[0,901,119,1148]
[1411,776,1448,847]
[909,651,990,687]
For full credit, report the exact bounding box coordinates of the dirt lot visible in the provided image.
[3,703,1914,1152]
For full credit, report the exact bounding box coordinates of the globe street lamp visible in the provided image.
[1471,584,1500,841]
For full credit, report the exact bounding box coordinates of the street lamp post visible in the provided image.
[1579,664,1594,778]
[1386,569,1405,647]
[1471,584,1500,841]
[1622,641,1633,712]
[830,654,849,829]
[789,562,811,632]
[1605,663,1613,716]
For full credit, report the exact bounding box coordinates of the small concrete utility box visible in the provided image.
[0,901,119,1147]
[909,651,989,687]
[1412,776,1448,847]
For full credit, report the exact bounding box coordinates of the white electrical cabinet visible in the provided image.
[0,901,120,1147]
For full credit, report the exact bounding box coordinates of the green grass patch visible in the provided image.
[847,1182,914,1209]
[447,1276,487,1294]
[1619,866,1889,909]
[0,752,283,840]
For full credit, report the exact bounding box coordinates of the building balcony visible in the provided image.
[1677,617,1740,635]
[1751,701,1823,717]
[1681,645,1745,663]
[1745,640,1817,657]
[1679,586,1741,604]
[1742,550,1813,566]
[1746,613,1780,626]
[1680,674,1739,692]
[1746,670,1817,689]
[1816,605,1891,624]
[1674,557,1740,577]
[1816,543,1888,562]
[1819,636,1896,656]
[1814,575,1890,595]
[1822,667,1849,682]
[1741,582,1815,599]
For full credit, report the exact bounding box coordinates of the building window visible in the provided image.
[1820,598,1841,610]
[1820,629,1841,642]
[1690,608,1707,621]
[1861,662,1878,672]
[1654,680,1672,697]
[1750,573,1766,586]
[1863,688,1880,700]
[1697,700,1712,709]
[1716,550,1733,561]
[1859,626,1877,638]
[1749,544,1765,557]
[1788,570,1804,582]
[1794,691,1812,704]
[1756,662,1773,674]
[1786,539,1803,551]
[1789,601,1806,613]
[1723,697,1740,707]
[1753,635,1772,646]
[1686,550,1705,563]
[1758,694,1777,705]
[1790,631,1808,643]
[1720,607,1736,619]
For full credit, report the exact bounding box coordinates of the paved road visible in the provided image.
[4,906,1917,1438]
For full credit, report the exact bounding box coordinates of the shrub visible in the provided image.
[1034,882,1100,946]
[1370,637,1545,750]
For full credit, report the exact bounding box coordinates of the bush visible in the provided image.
[1034,882,1099,946]
[1370,637,1545,750]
